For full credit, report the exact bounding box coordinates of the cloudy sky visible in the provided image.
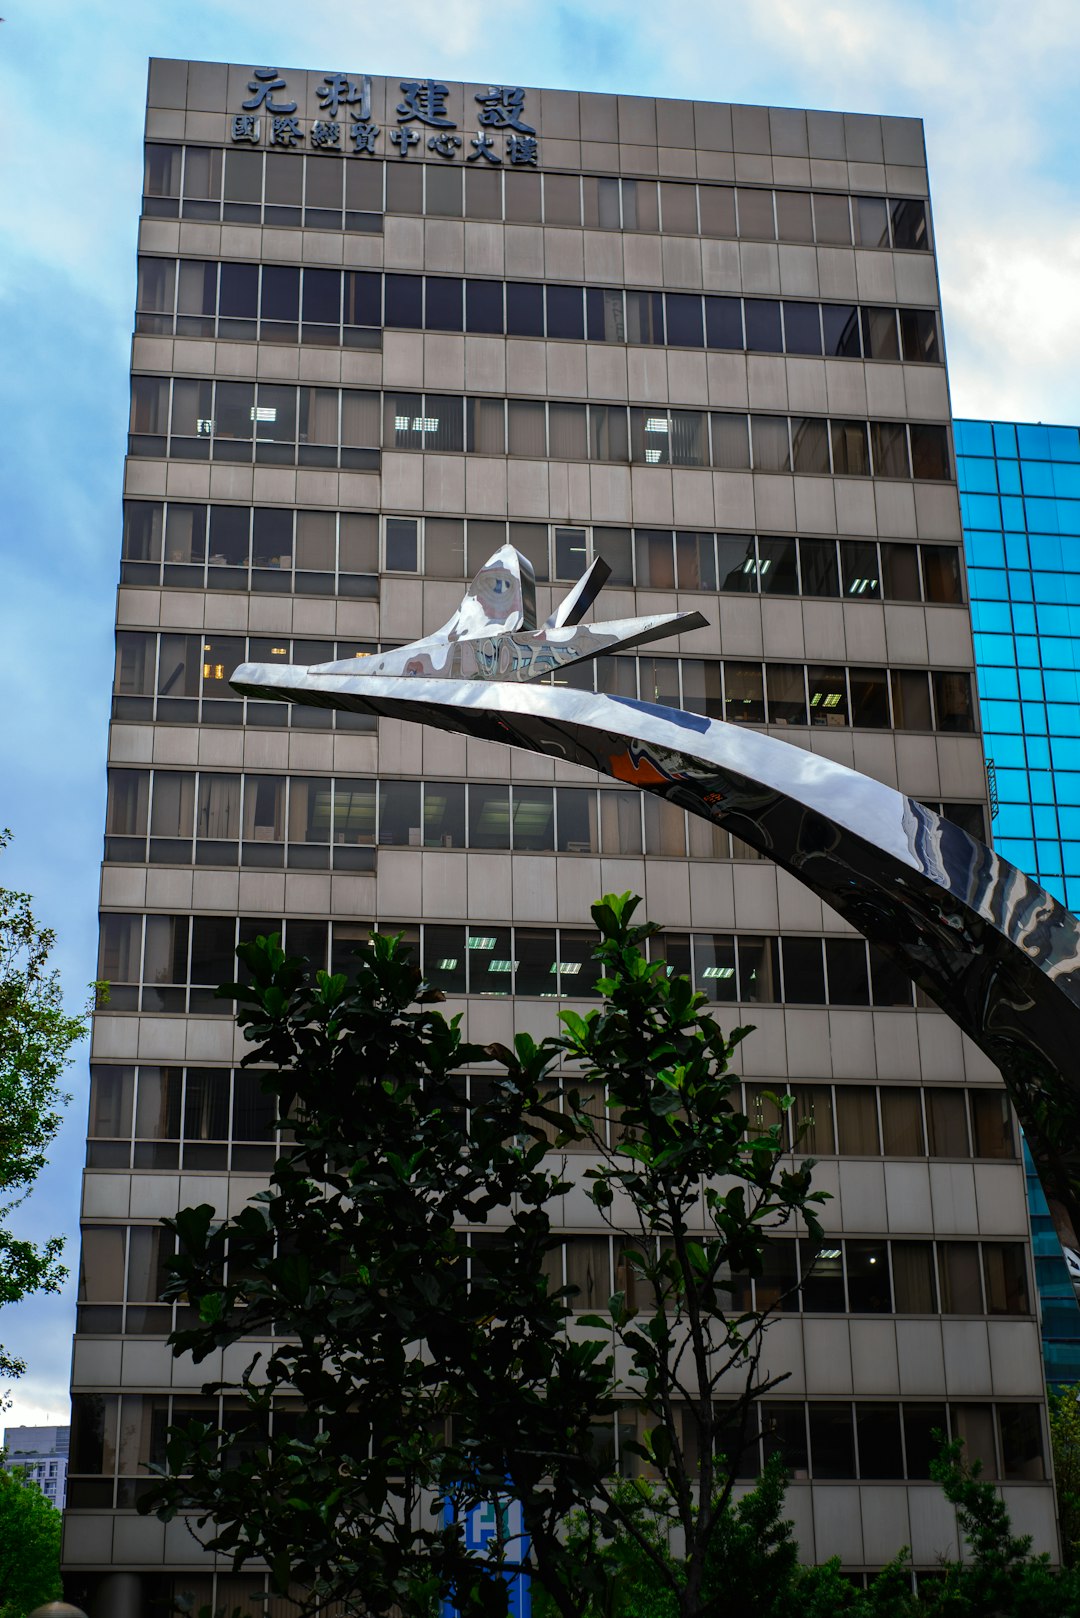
[2,0,1079,1431]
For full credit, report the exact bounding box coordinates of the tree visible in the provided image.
[143,893,827,1618]
[0,830,87,1383]
[0,1461,62,1615]
[1049,1387,1080,1568]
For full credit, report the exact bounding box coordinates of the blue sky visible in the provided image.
[2,0,1080,1430]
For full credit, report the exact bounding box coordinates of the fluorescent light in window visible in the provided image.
[701,965,734,979]
[467,936,496,950]
[551,961,582,975]
[645,417,669,432]
[270,646,287,655]
[416,417,438,431]
[824,692,842,708]
[488,959,517,973]
[394,415,411,430]
[197,418,214,435]
[758,558,771,573]
[847,577,877,595]
[251,406,277,422]
[817,1247,841,1260]
[645,448,663,464]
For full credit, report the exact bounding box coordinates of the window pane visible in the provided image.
[469,784,510,849]
[466,397,506,455]
[621,177,658,231]
[847,1240,892,1312]
[932,671,974,733]
[900,308,940,364]
[589,404,629,463]
[809,1405,855,1479]
[680,659,724,719]
[891,670,932,731]
[549,402,587,460]
[904,1404,947,1479]
[775,190,813,241]
[705,296,743,350]
[378,780,421,847]
[515,929,558,998]
[892,1242,937,1313]
[424,395,464,453]
[504,168,542,222]
[508,400,546,457]
[425,163,461,217]
[385,163,422,213]
[983,1244,1029,1315]
[813,193,851,244]
[634,530,675,589]
[822,303,861,358]
[384,273,423,328]
[880,1088,924,1156]
[881,542,921,601]
[807,665,848,725]
[799,538,839,597]
[744,299,783,353]
[699,185,736,237]
[853,195,889,248]
[600,790,642,855]
[586,286,626,343]
[301,267,340,326]
[242,776,285,842]
[856,1404,904,1479]
[825,938,869,1005]
[970,1091,1014,1158]
[671,410,708,466]
[144,143,181,199]
[891,198,929,251]
[830,419,870,476]
[711,415,751,470]
[849,668,890,728]
[582,174,621,229]
[511,786,555,851]
[724,661,764,723]
[675,530,716,591]
[871,421,910,478]
[757,537,799,594]
[926,1089,968,1157]
[998,1406,1044,1481]
[716,533,757,590]
[766,663,806,725]
[791,417,830,473]
[910,423,950,480]
[333,780,375,845]
[659,182,697,233]
[665,293,704,348]
[738,935,780,1002]
[465,279,504,335]
[631,408,670,466]
[938,1243,982,1313]
[790,1085,834,1155]
[751,416,790,472]
[505,281,544,337]
[862,306,900,361]
[737,188,774,239]
[781,938,825,1004]
[922,545,963,604]
[544,173,581,226]
[625,291,664,346]
[509,520,549,582]
[385,516,418,571]
[835,1087,879,1154]
[952,1405,996,1475]
[693,934,737,1001]
[426,276,463,332]
[783,303,821,356]
[425,517,465,580]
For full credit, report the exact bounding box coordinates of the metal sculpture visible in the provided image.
[233,546,1080,1262]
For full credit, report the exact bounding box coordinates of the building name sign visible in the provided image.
[231,67,539,166]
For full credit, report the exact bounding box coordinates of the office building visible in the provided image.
[67,61,1056,1614]
[957,415,1080,1384]
[4,1423,70,1512]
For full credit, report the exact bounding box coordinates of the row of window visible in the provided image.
[104,767,986,872]
[113,630,978,735]
[76,1223,1029,1333]
[960,455,1080,504]
[136,256,941,363]
[128,376,954,479]
[961,492,1080,543]
[144,142,933,251]
[96,912,943,1014]
[120,498,966,605]
[83,1064,1014,1171]
[66,1391,1042,1513]
[956,419,1080,465]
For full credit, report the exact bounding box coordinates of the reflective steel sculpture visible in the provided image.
[233,547,1080,1262]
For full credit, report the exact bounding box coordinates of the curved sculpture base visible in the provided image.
[232,663,1080,1263]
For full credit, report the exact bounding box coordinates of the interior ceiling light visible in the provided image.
[467,935,496,950]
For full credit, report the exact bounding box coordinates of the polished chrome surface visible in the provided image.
[232,550,1080,1258]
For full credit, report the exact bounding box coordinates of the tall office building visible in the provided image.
[67,60,1057,1614]
[3,1423,70,1512]
[957,415,1080,1385]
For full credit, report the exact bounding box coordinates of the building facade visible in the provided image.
[66,60,1058,1614]
[3,1423,69,1512]
[957,415,1080,1385]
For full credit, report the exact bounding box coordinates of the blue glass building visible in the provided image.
[957,417,1080,1383]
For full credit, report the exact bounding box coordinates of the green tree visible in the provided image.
[143,893,826,1618]
[0,831,87,1383]
[0,1461,62,1616]
[1050,1387,1080,1568]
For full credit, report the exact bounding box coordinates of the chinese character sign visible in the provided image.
[229,71,540,166]
[440,1496,531,1618]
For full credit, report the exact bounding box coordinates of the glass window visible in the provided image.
[799,538,839,597]
[809,1404,856,1479]
[659,182,697,234]
[680,659,724,720]
[938,1243,983,1313]
[144,142,181,204]
[704,295,743,350]
[952,1404,996,1476]
[813,193,851,244]
[385,162,422,214]
[549,402,587,460]
[588,404,629,464]
[699,185,736,237]
[756,1246,800,1314]
[830,419,870,476]
[545,285,583,341]
[736,188,774,239]
[384,273,423,329]
[631,408,670,466]
[861,307,900,361]
[744,299,783,353]
[515,928,558,998]
[424,395,464,454]
[879,1087,924,1155]
[766,663,806,726]
[242,775,285,844]
[922,545,963,604]
[300,267,341,328]
[983,1244,1029,1315]
[881,542,921,601]
[738,935,780,1002]
[900,308,940,364]
[620,177,658,231]
[751,416,791,472]
[715,532,756,590]
[849,668,890,728]
[333,780,375,846]
[503,167,541,222]
[88,1066,134,1141]
[757,537,799,594]
[891,670,932,731]
[693,934,737,1001]
[582,174,621,229]
[385,516,418,571]
[904,1404,948,1479]
[424,925,467,996]
[634,530,675,589]
[505,281,544,337]
[869,944,913,1007]
[781,938,825,1004]
[665,293,704,348]
[425,163,462,217]
[511,786,555,852]
[469,784,511,849]
[509,520,549,582]
[600,789,642,855]
[910,423,951,480]
[426,276,463,332]
[856,1405,904,1479]
[783,303,822,356]
[790,1084,834,1155]
[508,399,546,458]
[892,1242,937,1313]
[970,1091,1014,1158]
[871,421,910,478]
[890,198,929,251]
[711,415,751,470]
[822,303,861,358]
[825,938,869,1005]
[998,1406,1044,1481]
[586,286,625,344]
[378,780,421,847]
[807,665,848,725]
[724,661,765,723]
[846,1241,892,1312]
[675,530,716,591]
[835,1087,879,1154]
[544,173,581,226]
[466,397,506,455]
[624,291,664,346]
[932,671,974,733]
[853,195,889,248]
[799,1239,845,1312]
[790,417,830,473]
[925,1089,969,1157]
[343,270,380,329]
[775,190,813,241]
[671,410,708,467]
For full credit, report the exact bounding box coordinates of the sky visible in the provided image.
[1,0,1080,1432]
